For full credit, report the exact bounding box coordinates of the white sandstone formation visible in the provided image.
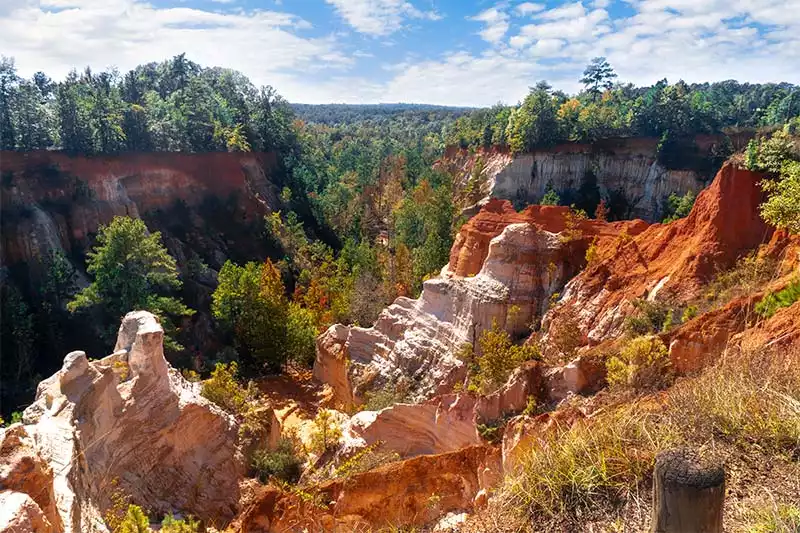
[3,311,244,533]
[314,222,577,408]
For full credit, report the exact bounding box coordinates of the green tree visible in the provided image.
[68,217,193,349]
[117,505,151,533]
[580,57,617,100]
[761,160,800,234]
[211,260,290,373]
[0,56,17,150]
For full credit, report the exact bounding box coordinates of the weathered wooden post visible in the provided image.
[651,448,725,533]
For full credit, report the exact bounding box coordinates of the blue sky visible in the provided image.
[1,0,798,106]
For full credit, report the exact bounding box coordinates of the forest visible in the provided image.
[1,53,799,418]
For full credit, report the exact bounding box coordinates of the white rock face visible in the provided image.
[491,150,703,221]
[0,491,56,533]
[17,311,244,533]
[315,223,575,407]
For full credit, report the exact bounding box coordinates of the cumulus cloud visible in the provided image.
[0,0,352,101]
[324,0,441,36]
[515,2,546,16]
[469,5,510,44]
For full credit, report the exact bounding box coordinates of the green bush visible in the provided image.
[200,361,254,416]
[606,335,672,390]
[471,320,541,394]
[755,278,800,319]
[309,409,342,455]
[251,438,304,484]
[624,299,672,336]
[117,505,151,533]
[160,514,200,533]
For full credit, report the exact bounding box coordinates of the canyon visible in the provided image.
[2,145,799,533]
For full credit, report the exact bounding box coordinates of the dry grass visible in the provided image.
[485,335,800,532]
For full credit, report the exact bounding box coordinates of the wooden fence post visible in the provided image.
[651,448,725,533]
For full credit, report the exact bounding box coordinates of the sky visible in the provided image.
[1,0,798,106]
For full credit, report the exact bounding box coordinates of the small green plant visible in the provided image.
[471,320,540,394]
[585,236,599,264]
[200,361,253,416]
[478,419,507,444]
[755,278,800,319]
[160,514,200,533]
[606,335,672,391]
[748,503,800,533]
[662,190,696,223]
[181,369,201,382]
[362,379,410,411]
[117,505,151,533]
[310,409,342,455]
[541,187,560,206]
[681,305,698,323]
[334,442,400,479]
[624,299,672,336]
[251,438,304,484]
[522,395,538,417]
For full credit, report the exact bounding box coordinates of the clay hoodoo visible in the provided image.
[1,311,245,533]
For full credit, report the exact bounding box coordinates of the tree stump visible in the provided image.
[651,448,725,533]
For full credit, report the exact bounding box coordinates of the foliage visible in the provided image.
[748,503,800,533]
[761,160,800,234]
[755,278,800,319]
[362,379,410,411]
[333,442,401,479]
[702,252,777,309]
[668,341,800,453]
[580,57,618,100]
[251,438,304,484]
[160,515,200,533]
[470,320,541,394]
[310,409,342,455]
[200,361,253,416]
[116,505,151,533]
[546,305,584,363]
[662,190,696,223]
[211,260,292,373]
[67,216,193,350]
[606,335,672,390]
[541,187,560,206]
[623,299,672,336]
[478,419,507,444]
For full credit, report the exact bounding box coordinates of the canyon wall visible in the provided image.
[440,137,725,221]
[0,150,280,270]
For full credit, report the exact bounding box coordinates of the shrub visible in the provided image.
[606,335,671,391]
[748,503,800,533]
[623,299,671,336]
[472,320,541,394]
[251,438,304,484]
[703,252,776,308]
[200,361,254,416]
[310,409,342,455]
[755,278,800,319]
[662,190,696,223]
[362,379,410,411]
[160,514,200,533]
[117,505,151,533]
[334,443,400,479]
[546,305,584,363]
[478,419,507,444]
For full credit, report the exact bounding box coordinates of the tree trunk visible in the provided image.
[651,448,725,533]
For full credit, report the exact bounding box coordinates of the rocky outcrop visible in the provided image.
[12,311,244,532]
[502,408,584,475]
[0,424,61,533]
[340,361,546,459]
[236,444,502,533]
[544,162,773,348]
[315,200,643,408]
[439,137,724,222]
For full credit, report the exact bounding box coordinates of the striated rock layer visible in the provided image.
[438,136,727,222]
[0,150,279,268]
[314,200,644,408]
[3,311,244,533]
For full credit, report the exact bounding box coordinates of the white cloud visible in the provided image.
[0,0,352,101]
[515,2,545,15]
[469,5,510,44]
[324,0,441,36]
